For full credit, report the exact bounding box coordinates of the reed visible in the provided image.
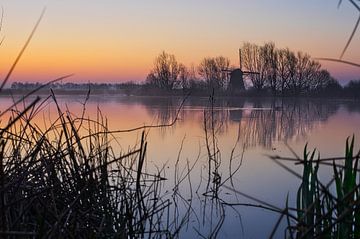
[0,94,179,238]
[272,137,360,238]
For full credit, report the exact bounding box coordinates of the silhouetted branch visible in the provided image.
[337,0,360,58]
[315,57,360,68]
[340,14,360,59]
[349,0,360,11]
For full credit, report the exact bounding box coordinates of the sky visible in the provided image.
[0,0,359,85]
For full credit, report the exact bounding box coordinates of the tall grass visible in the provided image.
[0,94,180,238]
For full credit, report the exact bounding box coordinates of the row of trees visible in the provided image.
[241,42,339,95]
[146,51,231,92]
[146,43,341,95]
[10,82,144,92]
[10,82,123,90]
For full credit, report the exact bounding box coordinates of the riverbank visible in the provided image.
[1,87,359,101]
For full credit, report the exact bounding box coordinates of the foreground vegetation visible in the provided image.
[0,94,179,238]
[270,137,360,238]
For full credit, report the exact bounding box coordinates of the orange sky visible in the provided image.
[0,0,359,85]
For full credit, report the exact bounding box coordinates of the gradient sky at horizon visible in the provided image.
[0,0,359,85]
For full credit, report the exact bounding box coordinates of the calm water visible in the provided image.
[1,95,360,238]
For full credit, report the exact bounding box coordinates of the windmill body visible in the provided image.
[229,69,245,91]
[227,49,259,92]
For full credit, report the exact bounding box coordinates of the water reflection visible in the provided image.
[1,95,359,238]
[137,97,340,149]
[143,97,181,125]
[343,100,360,113]
[237,99,339,148]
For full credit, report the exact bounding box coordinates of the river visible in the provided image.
[1,94,359,238]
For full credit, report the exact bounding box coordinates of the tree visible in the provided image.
[285,52,320,95]
[198,58,216,89]
[296,52,321,94]
[215,56,231,90]
[241,42,267,90]
[178,64,190,90]
[344,80,360,98]
[261,42,278,93]
[311,70,342,95]
[312,69,330,91]
[198,56,230,91]
[277,48,292,94]
[146,51,180,90]
[178,64,198,91]
[145,72,158,87]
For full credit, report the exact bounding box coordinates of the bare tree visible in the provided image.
[261,42,278,93]
[277,48,292,94]
[241,42,267,90]
[146,51,180,90]
[215,56,231,89]
[312,69,331,91]
[285,52,321,95]
[241,42,340,95]
[178,63,190,90]
[198,57,216,89]
[198,56,230,91]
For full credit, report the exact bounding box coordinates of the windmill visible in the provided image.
[224,49,259,91]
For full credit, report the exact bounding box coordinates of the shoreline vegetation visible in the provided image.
[2,79,360,99]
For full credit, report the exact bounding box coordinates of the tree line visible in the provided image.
[145,42,349,96]
[241,42,339,95]
[8,42,359,98]
[146,51,231,92]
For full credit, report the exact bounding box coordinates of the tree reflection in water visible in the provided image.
[235,99,339,149]
[143,97,340,149]
[143,97,184,136]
